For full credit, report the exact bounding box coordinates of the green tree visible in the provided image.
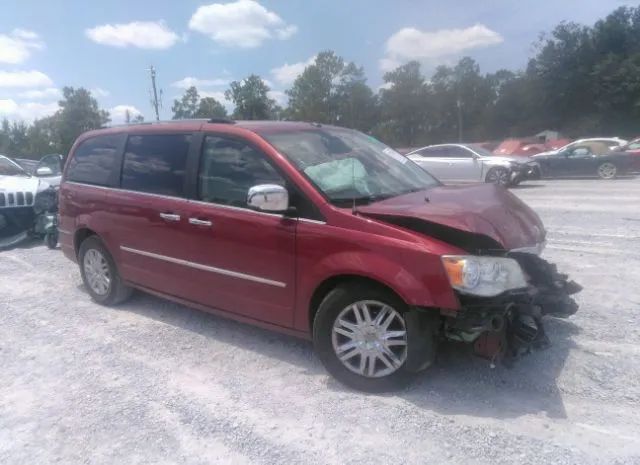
[172,86,200,119]
[194,97,228,119]
[286,51,344,123]
[376,61,430,146]
[56,87,110,154]
[225,75,275,120]
[334,62,378,132]
[26,115,61,156]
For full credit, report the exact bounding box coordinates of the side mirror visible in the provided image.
[247,184,289,213]
[35,166,53,176]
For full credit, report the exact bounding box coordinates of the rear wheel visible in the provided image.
[597,162,617,179]
[313,284,429,392]
[485,167,510,186]
[78,236,133,305]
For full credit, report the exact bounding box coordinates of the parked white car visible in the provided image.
[0,154,53,248]
[406,144,540,186]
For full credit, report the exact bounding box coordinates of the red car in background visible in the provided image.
[493,138,571,157]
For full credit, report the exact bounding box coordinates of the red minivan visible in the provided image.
[59,120,580,391]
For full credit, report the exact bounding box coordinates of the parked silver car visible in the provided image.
[406,144,540,186]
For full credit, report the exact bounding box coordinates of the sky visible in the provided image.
[0,0,633,123]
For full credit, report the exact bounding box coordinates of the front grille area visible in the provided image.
[0,191,35,208]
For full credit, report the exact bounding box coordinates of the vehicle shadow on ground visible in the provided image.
[511,183,546,190]
[397,318,580,420]
[108,287,579,421]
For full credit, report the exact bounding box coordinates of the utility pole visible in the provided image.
[148,65,162,121]
[456,97,463,142]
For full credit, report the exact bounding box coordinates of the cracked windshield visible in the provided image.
[1,1,639,464]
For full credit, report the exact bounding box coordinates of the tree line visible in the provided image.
[2,5,639,159]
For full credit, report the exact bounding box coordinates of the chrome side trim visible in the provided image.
[120,246,287,288]
[58,229,71,235]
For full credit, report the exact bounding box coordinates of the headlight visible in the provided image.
[441,255,527,297]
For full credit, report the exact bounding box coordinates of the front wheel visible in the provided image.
[313,284,430,392]
[485,167,510,186]
[597,162,617,179]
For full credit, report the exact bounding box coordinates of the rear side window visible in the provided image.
[66,135,120,185]
[198,135,284,208]
[121,134,191,197]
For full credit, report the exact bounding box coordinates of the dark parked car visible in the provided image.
[532,143,633,179]
[58,120,580,391]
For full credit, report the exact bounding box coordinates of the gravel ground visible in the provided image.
[1,178,640,465]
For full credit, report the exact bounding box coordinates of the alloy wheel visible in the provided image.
[597,162,617,179]
[331,300,408,378]
[83,249,111,295]
[487,168,510,186]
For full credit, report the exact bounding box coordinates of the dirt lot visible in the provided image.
[1,179,640,465]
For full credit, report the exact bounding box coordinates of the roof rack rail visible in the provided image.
[106,117,235,128]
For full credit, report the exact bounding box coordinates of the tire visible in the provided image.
[78,235,133,305]
[485,167,510,186]
[597,162,617,179]
[45,231,58,249]
[313,283,430,392]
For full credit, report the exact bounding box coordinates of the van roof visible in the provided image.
[78,120,343,141]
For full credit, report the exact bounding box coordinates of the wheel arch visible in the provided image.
[308,274,406,332]
[74,227,97,257]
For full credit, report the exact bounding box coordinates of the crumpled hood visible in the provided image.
[357,183,546,250]
[0,175,41,194]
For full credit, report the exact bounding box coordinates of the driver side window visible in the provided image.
[569,146,591,157]
[198,135,285,208]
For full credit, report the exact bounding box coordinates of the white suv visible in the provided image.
[0,155,53,248]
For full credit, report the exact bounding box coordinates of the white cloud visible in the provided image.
[0,70,53,88]
[188,0,297,48]
[275,25,298,40]
[0,99,59,121]
[85,21,179,49]
[377,82,394,91]
[172,76,230,89]
[270,55,316,86]
[90,87,110,98]
[109,105,144,123]
[267,90,287,106]
[380,24,503,71]
[0,29,43,64]
[17,87,61,99]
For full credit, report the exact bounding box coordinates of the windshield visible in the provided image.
[263,128,440,205]
[0,156,29,176]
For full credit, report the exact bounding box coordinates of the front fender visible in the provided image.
[294,248,459,332]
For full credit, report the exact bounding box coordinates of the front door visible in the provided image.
[440,146,481,182]
[181,134,296,327]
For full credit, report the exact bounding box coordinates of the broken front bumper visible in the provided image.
[444,253,581,362]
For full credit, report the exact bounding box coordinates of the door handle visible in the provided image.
[189,218,212,227]
[160,213,181,222]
